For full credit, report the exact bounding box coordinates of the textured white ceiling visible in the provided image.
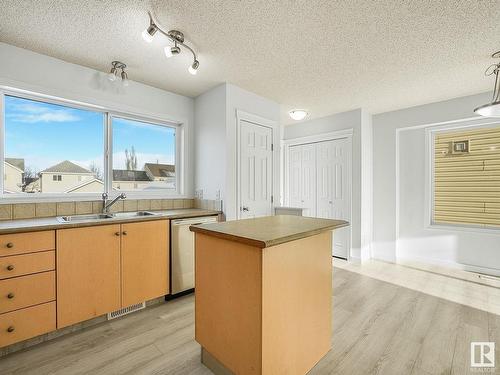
[1,1,499,124]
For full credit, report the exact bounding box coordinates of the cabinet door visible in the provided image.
[57,225,121,328]
[121,220,169,306]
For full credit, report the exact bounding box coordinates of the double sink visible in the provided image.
[57,211,157,223]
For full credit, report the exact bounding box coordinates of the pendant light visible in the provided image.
[474,51,500,117]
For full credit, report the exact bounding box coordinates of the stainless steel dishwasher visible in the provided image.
[170,216,218,295]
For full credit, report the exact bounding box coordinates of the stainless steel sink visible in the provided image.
[110,211,157,218]
[56,211,157,223]
[57,213,114,223]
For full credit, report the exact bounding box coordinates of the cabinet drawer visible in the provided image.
[0,271,55,314]
[0,231,55,257]
[0,251,55,280]
[0,302,56,348]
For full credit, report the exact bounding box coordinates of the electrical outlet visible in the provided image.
[195,189,203,199]
[215,189,221,200]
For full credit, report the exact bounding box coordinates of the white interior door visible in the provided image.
[326,138,351,259]
[239,120,273,219]
[289,145,302,210]
[300,143,317,217]
[288,144,316,217]
[287,137,352,259]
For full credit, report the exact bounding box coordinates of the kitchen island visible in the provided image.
[190,215,349,375]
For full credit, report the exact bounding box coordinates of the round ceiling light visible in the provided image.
[289,109,308,121]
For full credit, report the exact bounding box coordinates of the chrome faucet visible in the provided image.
[102,192,126,213]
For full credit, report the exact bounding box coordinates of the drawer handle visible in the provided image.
[6,265,14,271]
[7,326,14,333]
[7,293,14,299]
[122,231,128,236]
[114,232,121,236]
[6,243,13,248]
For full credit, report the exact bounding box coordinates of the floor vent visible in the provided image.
[107,302,146,320]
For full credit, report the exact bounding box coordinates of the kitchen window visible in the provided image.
[432,125,500,228]
[3,95,104,194]
[111,117,176,192]
[1,90,183,198]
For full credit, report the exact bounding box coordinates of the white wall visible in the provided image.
[194,84,227,201]
[194,83,280,220]
[0,42,195,198]
[373,92,500,274]
[282,109,372,261]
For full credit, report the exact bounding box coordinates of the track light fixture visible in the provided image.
[108,61,129,86]
[474,51,500,117]
[142,11,199,75]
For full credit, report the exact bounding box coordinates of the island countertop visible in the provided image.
[190,215,348,248]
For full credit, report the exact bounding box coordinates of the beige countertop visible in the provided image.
[190,215,349,248]
[0,209,220,234]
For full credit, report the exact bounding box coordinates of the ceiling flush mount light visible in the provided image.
[289,109,308,121]
[108,61,129,86]
[142,11,199,75]
[474,51,500,117]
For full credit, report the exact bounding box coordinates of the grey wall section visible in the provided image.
[194,84,227,201]
[373,91,500,274]
[0,42,195,197]
[282,109,372,261]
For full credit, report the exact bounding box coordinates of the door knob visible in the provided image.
[6,265,14,271]
[114,232,120,236]
[7,293,14,299]
[7,326,14,333]
[241,206,249,212]
[6,243,13,248]
[122,231,128,236]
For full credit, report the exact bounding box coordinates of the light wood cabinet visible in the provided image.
[0,251,55,280]
[57,225,121,328]
[0,271,55,314]
[121,220,169,306]
[57,220,169,328]
[0,231,55,257]
[0,302,56,348]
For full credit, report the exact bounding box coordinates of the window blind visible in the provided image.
[433,126,500,227]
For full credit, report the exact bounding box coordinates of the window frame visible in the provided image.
[0,86,185,202]
[426,120,500,233]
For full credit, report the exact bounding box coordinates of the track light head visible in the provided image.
[188,60,199,75]
[108,61,128,85]
[164,45,181,58]
[142,24,158,43]
[121,70,129,87]
[108,67,117,81]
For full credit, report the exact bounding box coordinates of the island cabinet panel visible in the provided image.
[195,233,263,375]
[0,231,55,257]
[261,231,332,375]
[57,225,121,328]
[121,220,169,307]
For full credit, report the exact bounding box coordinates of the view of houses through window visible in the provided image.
[3,95,177,195]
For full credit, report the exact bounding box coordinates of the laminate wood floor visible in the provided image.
[0,265,498,375]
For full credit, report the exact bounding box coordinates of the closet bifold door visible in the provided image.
[316,140,334,219]
[300,143,317,217]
